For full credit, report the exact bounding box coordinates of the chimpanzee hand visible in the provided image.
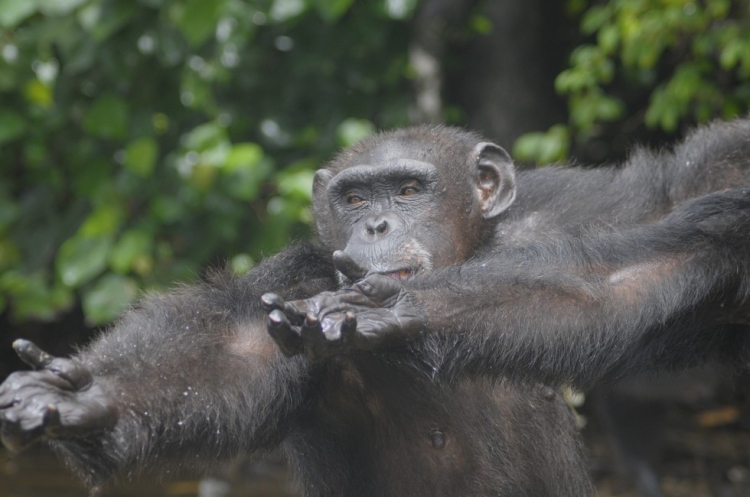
[0,340,117,452]
[262,251,425,361]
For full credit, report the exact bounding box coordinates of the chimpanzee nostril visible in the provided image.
[365,218,389,237]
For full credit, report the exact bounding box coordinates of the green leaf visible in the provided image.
[39,0,88,16]
[230,253,254,275]
[125,137,158,177]
[110,229,153,274]
[78,1,138,41]
[0,0,38,28]
[581,5,611,35]
[313,0,354,22]
[1,272,73,321]
[24,80,53,108]
[0,111,26,145]
[82,274,138,325]
[79,204,124,237]
[183,121,226,150]
[225,142,264,171]
[57,235,113,288]
[336,118,375,147]
[277,167,314,202]
[173,0,224,47]
[513,125,570,165]
[270,0,306,22]
[84,94,129,140]
[470,14,493,35]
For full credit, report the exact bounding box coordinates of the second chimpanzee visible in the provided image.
[267,119,750,389]
[0,131,595,495]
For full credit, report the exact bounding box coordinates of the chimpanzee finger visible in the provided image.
[46,358,92,390]
[301,313,334,361]
[0,410,43,452]
[340,312,358,349]
[267,310,303,357]
[352,274,402,305]
[42,404,64,438]
[261,293,284,312]
[13,340,54,371]
[261,294,307,325]
[333,251,368,282]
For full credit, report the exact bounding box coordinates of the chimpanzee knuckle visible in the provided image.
[285,299,311,319]
[260,293,284,311]
[47,358,92,390]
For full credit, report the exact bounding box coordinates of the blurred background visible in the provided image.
[2,0,750,495]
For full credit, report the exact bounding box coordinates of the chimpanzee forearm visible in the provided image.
[5,243,337,487]
[409,189,750,388]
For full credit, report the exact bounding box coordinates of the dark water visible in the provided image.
[0,447,299,497]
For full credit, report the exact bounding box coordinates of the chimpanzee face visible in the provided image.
[312,129,517,282]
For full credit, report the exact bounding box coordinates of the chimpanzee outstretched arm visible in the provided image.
[0,242,336,488]
[267,190,750,389]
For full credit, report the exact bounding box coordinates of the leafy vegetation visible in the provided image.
[0,0,415,325]
[3,0,749,326]
[514,0,750,164]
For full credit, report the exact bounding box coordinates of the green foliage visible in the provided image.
[0,0,414,325]
[516,0,750,164]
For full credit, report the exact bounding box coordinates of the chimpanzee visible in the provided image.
[265,118,750,391]
[259,119,750,496]
[0,135,596,494]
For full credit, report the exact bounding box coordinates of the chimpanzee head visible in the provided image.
[312,126,516,281]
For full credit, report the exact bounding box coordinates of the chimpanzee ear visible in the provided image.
[312,169,336,246]
[472,142,516,219]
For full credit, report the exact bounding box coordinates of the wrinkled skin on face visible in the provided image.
[263,127,517,359]
[314,130,516,283]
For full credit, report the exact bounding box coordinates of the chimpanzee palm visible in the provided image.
[2,119,750,496]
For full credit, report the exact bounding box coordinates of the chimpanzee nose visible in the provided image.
[365,217,389,237]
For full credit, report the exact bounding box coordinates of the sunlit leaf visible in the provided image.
[336,118,375,147]
[230,253,254,274]
[225,142,263,171]
[79,204,124,237]
[82,274,138,325]
[312,0,354,22]
[110,229,153,274]
[470,14,493,35]
[39,0,88,16]
[125,137,158,177]
[57,235,113,287]
[183,121,226,150]
[172,0,224,47]
[270,0,306,22]
[277,167,315,202]
[24,79,53,108]
[0,0,38,27]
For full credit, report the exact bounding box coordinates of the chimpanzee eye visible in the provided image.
[399,183,420,196]
[346,193,365,205]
